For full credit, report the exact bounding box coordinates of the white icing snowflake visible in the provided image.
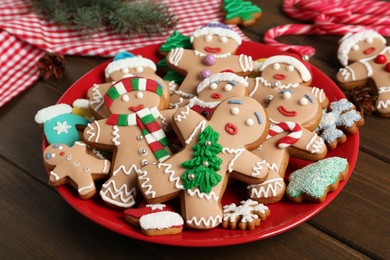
[223,199,268,223]
[53,121,72,135]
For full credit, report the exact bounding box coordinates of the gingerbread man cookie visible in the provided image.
[248,86,328,204]
[187,72,248,119]
[166,22,254,108]
[83,77,172,208]
[336,30,390,117]
[87,52,170,119]
[138,96,269,229]
[43,142,110,199]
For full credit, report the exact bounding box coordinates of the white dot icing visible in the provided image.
[224,84,233,92]
[231,107,240,115]
[122,94,130,102]
[136,92,144,99]
[246,118,254,126]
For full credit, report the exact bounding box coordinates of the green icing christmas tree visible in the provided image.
[181,126,223,194]
[223,0,262,22]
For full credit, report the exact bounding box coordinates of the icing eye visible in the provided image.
[245,118,254,126]
[45,153,51,159]
[209,82,218,89]
[282,91,292,100]
[286,65,294,72]
[136,66,144,73]
[299,97,309,106]
[136,92,144,99]
[224,83,233,92]
[220,36,228,43]
[75,161,80,166]
[58,145,63,150]
[205,35,213,42]
[352,44,359,51]
[366,37,373,44]
[121,68,129,74]
[273,63,280,70]
[51,153,56,158]
[122,94,130,102]
[84,167,91,172]
[230,107,240,115]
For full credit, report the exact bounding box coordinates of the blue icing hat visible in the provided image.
[113,51,135,61]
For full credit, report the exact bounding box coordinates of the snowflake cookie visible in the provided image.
[316,99,364,149]
[286,157,349,203]
[222,199,270,230]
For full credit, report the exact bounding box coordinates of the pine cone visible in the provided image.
[346,87,378,117]
[37,53,66,80]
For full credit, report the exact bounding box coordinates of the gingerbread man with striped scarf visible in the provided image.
[83,77,172,208]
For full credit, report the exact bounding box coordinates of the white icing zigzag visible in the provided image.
[239,54,253,72]
[377,99,390,109]
[222,147,244,173]
[112,125,121,145]
[187,189,219,201]
[90,83,104,112]
[169,47,184,66]
[78,183,94,193]
[248,178,284,198]
[86,123,96,142]
[251,160,267,177]
[187,215,222,228]
[100,180,136,208]
[174,106,191,122]
[311,87,325,103]
[137,169,157,199]
[185,120,207,145]
[158,162,184,190]
[306,133,325,154]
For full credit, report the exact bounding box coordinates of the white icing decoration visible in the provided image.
[248,178,284,198]
[72,99,89,109]
[311,87,325,103]
[184,120,207,144]
[305,133,324,154]
[249,77,300,97]
[35,104,72,124]
[52,121,72,135]
[186,215,222,228]
[140,211,184,230]
[105,56,156,78]
[78,183,94,193]
[112,125,121,145]
[224,83,233,92]
[239,54,253,72]
[205,35,213,42]
[86,122,100,142]
[90,84,104,112]
[194,50,231,59]
[158,162,184,190]
[188,97,220,109]
[286,65,294,72]
[197,72,248,94]
[222,147,244,173]
[174,106,191,122]
[273,63,280,70]
[169,47,184,66]
[299,97,309,106]
[223,199,269,223]
[282,91,291,100]
[245,118,254,126]
[50,171,60,181]
[259,55,312,82]
[230,107,240,115]
[339,66,356,81]
[146,204,166,211]
[190,22,242,45]
[377,100,390,109]
[100,179,137,208]
[251,160,267,177]
[359,59,373,77]
[121,94,129,102]
[136,92,144,99]
[378,86,390,93]
[187,189,219,201]
[220,36,228,43]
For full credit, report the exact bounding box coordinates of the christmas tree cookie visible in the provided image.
[222,0,262,26]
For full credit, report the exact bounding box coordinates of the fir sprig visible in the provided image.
[31,0,177,37]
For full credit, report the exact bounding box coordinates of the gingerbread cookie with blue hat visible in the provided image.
[166,22,254,108]
[87,51,170,119]
[83,76,172,208]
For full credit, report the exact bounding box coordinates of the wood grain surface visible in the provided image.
[1,0,389,258]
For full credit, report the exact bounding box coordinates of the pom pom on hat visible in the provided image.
[105,51,157,78]
[337,30,387,66]
[259,49,312,82]
[190,22,242,45]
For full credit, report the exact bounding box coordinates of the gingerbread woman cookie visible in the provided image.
[83,77,172,208]
[138,96,269,229]
[248,86,328,204]
[87,52,170,119]
[187,72,248,119]
[43,142,110,199]
[166,22,254,108]
[336,30,390,117]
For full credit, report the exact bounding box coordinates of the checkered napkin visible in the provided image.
[0,0,249,107]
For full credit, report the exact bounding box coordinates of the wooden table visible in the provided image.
[1,1,389,258]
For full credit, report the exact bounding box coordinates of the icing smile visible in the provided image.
[277,106,297,117]
[225,123,238,135]
[211,93,221,99]
[363,47,376,55]
[204,47,222,53]
[273,74,286,80]
[129,104,144,112]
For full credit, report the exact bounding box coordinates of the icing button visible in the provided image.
[203,54,216,66]
[200,69,211,80]
[205,140,212,146]
[136,135,144,141]
[188,173,195,181]
[141,159,148,166]
[271,81,281,88]
[375,54,387,64]
[138,148,148,156]
[203,161,209,167]
[385,62,390,73]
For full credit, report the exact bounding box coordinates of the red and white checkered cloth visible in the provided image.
[0,0,249,107]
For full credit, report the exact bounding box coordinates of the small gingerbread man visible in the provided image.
[166,22,254,108]
[83,77,173,208]
[248,86,328,204]
[43,142,110,199]
[336,30,390,117]
[138,96,269,229]
[87,52,170,119]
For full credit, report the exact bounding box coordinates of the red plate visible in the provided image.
[47,41,359,247]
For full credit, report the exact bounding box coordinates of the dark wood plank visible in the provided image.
[308,151,390,259]
[0,157,161,259]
